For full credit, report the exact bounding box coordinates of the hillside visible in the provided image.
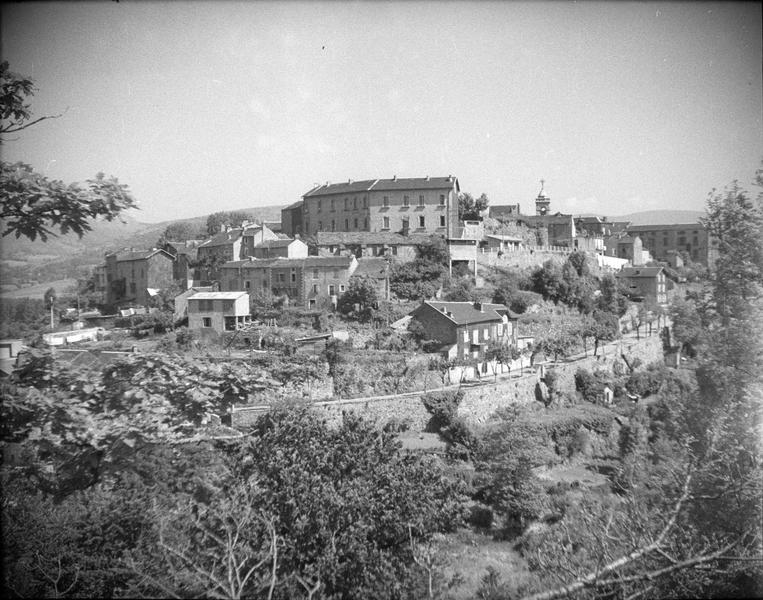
[609,209,705,226]
[0,205,284,297]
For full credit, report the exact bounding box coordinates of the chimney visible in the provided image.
[441,306,446,313]
[392,175,397,182]
[348,178,353,184]
[220,223,226,233]
[474,301,483,312]
[447,174,452,181]
[425,175,430,180]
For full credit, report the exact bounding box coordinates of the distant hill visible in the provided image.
[609,209,705,226]
[0,204,286,297]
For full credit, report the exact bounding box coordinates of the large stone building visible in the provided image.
[310,231,433,262]
[195,223,280,280]
[105,248,175,308]
[625,223,715,267]
[282,175,460,238]
[220,255,359,309]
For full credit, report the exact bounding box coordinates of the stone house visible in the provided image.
[187,291,251,334]
[105,248,175,308]
[290,175,460,238]
[410,300,519,361]
[626,223,716,268]
[196,223,279,280]
[220,255,358,309]
[616,266,673,304]
[251,238,308,259]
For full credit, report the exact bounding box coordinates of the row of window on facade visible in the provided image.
[313,194,447,212]
[309,215,445,232]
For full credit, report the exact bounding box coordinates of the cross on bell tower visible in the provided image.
[535,178,551,216]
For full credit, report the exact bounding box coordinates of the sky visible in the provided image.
[2,1,761,223]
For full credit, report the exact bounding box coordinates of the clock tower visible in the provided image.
[535,179,551,216]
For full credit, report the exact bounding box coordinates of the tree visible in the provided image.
[205,211,252,236]
[458,192,489,221]
[1,61,61,139]
[158,221,203,245]
[1,63,136,241]
[337,275,379,317]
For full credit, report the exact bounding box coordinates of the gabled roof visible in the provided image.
[188,291,248,300]
[110,248,174,262]
[617,267,664,278]
[254,239,301,249]
[283,200,303,210]
[303,176,458,197]
[199,229,243,247]
[353,258,389,279]
[416,301,518,326]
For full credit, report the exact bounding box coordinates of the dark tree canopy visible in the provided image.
[205,210,253,236]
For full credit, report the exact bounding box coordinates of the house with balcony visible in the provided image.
[187,291,251,334]
[410,300,519,361]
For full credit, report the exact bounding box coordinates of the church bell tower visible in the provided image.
[535,179,551,216]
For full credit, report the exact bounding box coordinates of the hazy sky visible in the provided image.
[2,1,761,223]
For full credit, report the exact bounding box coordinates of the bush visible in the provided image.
[421,389,464,432]
[626,363,669,397]
[468,504,494,529]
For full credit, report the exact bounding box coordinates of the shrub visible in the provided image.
[626,363,668,397]
[421,389,464,432]
[468,504,494,529]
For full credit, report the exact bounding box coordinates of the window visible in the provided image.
[202,317,212,328]
[403,195,410,206]
[463,330,469,343]
[312,269,319,279]
[383,196,390,207]
[317,199,322,212]
[419,195,425,207]
[363,196,367,208]
[333,269,339,278]
[329,284,336,295]
[312,284,318,294]
[483,327,489,340]
[439,215,446,227]
[344,198,348,209]
[330,199,335,211]
[439,194,445,205]
[392,246,398,255]
[472,329,479,344]
[383,216,390,229]
[263,280,268,289]
[353,197,357,209]
[290,268,296,283]
[354,218,358,228]
[340,284,345,293]
[418,215,425,228]
[319,221,323,230]
[245,280,251,289]
[345,219,349,229]
[331,220,335,231]
[278,273,285,283]
[130,282,136,294]
[364,218,368,229]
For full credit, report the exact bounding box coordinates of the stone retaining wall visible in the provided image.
[231,334,665,430]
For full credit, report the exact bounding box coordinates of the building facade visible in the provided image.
[220,256,358,309]
[410,301,519,361]
[251,238,308,259]
[284,176,460,238]
[310,231,432,262]
[105,249,175,308]
[187,291,251,334]
[625,223,715,267]
[616,266,673,304]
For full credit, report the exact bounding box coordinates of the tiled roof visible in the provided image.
[353,258,389,279]
[200,229,243,247]
[254,239,299,249]
[303,176,458,197]
[111,249,174,262]
[617,267,664,278]
[313,231,432,246]
[627,223,704,232]
[222,256,355,270]
[419,301,517,326]
[283,200,303,210]
[304,179,379,197]
[188,291,248,300]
